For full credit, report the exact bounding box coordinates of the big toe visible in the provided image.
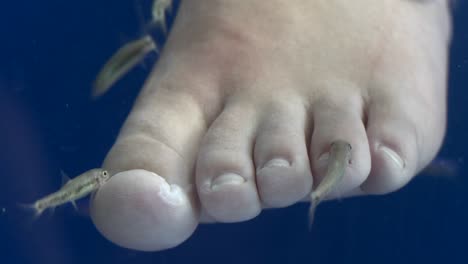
[363,90,446,194]
[91,67,209,251]
[362,62,446,194]
[91,170,197,251]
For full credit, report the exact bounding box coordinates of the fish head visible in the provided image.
[97,170,111,186]
[90,169,111,186]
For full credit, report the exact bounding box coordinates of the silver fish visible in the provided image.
[22,169,111,219]
[92,35,157,99]
[309,140,352,228]
[151,0,173,34]
[92,0,171,99]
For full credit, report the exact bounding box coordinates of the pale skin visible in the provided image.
[90,0,451,251]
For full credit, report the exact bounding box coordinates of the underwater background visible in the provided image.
[0,1,467,263]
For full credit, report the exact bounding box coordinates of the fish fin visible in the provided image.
[70,200,78,212]
[61,170,71,186]
[48,206,56,216]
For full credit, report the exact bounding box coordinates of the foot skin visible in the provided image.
[90,0,451,251]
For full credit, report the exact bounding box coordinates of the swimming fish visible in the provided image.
[308,140,352,228]
[92,0,172,99]
[151,0,173,34]
[21,169,111,219]
[92,35,157,99]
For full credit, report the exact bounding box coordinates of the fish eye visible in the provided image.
[102,171,109,177]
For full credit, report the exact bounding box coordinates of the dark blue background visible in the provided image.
[1,1,467,263]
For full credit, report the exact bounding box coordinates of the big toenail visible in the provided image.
[262,158,291,169]
[211,173,246,190]
[379,145,406,169]
[158,184,185,205]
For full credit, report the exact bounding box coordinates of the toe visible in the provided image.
[91,72,209,251]
[196,100,261,223]
[362,87,445,194]
[91,170,197,251]
[254,97,312,208]
[360,17,447,194]
[309,91,371,199]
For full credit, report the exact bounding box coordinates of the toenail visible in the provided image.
[262,158,291,169]
[158,184,185,205]
[318,152,330,162]
[378,145,406,169]
[211,173,246,190]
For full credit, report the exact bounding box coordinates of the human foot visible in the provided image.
[90,0,452,251]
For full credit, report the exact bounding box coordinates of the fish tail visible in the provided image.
[308,206,316,230]
[308,193,321,230]
[17,202,46,222]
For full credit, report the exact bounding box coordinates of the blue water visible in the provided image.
[1,1,467,263]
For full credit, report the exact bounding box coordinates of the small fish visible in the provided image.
[308,140,352,228]
[151,0,173,34]
[20,169,111,219]
[92,35,157,99]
